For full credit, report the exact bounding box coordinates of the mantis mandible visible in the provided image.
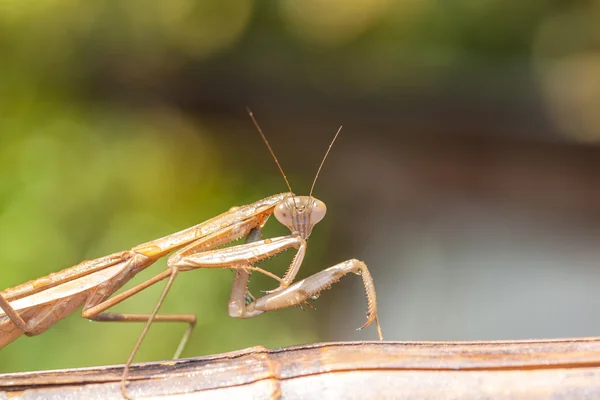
[0,110,383,398]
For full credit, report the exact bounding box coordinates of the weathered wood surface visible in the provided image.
[1,338,600,399]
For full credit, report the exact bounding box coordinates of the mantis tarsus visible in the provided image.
[0,110,383,398]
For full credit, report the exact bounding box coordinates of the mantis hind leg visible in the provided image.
[81,266,197,360]
[0,295,29,334]
[0,295,83,344]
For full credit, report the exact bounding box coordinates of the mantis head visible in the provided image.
[247,107,340,240]
[274,195,326,239]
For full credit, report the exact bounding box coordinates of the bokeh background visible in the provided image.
[2,0,600,373]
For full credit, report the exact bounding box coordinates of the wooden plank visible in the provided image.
[1,338,600,399]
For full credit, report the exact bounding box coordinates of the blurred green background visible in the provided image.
[2,0,600,374]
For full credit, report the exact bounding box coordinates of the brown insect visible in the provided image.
[0,110,382,398]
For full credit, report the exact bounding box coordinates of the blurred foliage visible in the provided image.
[1,0,600,374]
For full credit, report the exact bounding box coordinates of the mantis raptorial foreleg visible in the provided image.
[166,231,380,331]
[231,259,380,329]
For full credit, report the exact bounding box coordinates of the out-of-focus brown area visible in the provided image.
[1,1,600,373]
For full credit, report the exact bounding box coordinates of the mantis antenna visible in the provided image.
[309,125,343,197]
[246,108,295,195]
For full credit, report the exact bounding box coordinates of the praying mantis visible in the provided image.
[0,110,383,398]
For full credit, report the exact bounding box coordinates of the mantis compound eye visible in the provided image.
[309,199,327,225]
[274,201,294,226]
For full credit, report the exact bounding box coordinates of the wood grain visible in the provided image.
[1,338,600,399]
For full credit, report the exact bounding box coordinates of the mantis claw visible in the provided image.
[303,301,316,311]
[261,282,289,295]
